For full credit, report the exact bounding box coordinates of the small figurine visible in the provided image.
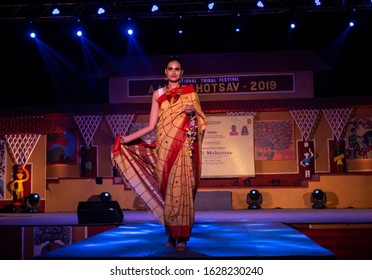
[9,165,30,202]
[300,147,314,178]
[333,140,345,173]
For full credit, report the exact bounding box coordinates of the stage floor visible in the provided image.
[2,208,369,260]
[36,220,335,260]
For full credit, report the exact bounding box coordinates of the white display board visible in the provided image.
[201,115,255,178]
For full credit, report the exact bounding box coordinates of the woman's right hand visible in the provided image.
[184,104,195,115]
[120,135,127,144]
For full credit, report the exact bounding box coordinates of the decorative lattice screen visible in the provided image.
[105,114,135,137]
[227,111,257,117]
[290,109,320,142]
[73,114,103,146]
[5,134,41,165]
[322,108,354,140]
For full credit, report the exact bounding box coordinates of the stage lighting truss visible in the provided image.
[246,189,262,209]
[311,189,327,209]
[3,1,370,22]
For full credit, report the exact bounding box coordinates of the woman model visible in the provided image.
[111,56,207,252]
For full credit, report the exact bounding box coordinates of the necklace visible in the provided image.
[165,86,182,104]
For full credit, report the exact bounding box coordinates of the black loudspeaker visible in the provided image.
[95,177,103,184]
[271,178,280,186]
[77,201,124,224]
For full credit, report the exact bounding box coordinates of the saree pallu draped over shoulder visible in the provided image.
[111,85,206,241]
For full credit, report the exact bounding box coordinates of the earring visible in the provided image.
[165,75,168,81]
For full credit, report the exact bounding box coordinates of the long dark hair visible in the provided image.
[165,56,183,69]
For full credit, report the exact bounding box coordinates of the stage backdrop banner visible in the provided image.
[201,115,255,178]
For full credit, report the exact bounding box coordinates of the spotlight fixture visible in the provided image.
[52,8,60,15]
[311,189,327,209]
[246,189,262,209]
[208,2,215,10]
[257,1,264,8]
[151,5,159,12]
[98,192,112,202]
[26,193,41,213]
[97,7,105,15]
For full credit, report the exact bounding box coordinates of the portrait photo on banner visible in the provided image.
[201,115,255,178]
[254,120,295,161]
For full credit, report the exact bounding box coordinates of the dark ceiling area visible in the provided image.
[1,1,372,109]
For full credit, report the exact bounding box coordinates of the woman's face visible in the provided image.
[165,60,183,82]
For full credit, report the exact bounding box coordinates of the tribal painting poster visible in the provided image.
[254,120,295,161]
[346,118,372,159]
